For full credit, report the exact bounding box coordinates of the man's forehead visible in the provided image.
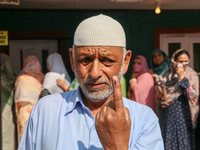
[75,46,123,54]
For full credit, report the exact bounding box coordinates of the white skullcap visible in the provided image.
[74,14,126,48]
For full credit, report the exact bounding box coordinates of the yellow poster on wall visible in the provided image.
[0,31,8,46]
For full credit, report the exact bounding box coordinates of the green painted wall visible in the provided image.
[1,9,200,90]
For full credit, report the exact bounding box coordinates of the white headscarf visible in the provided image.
[47,52,71,82]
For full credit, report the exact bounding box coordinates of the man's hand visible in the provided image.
[95,76,131,150]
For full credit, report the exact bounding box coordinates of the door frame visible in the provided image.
[154,27,200,74]
[9,40,59,74]
[159,33,200,70]
[0,30,69,68]
[154,27,200,49]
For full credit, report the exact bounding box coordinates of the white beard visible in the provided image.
[75,64,124,103]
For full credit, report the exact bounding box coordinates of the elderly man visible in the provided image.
[18,14,164,150]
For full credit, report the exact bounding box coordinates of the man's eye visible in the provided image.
[101,58,115,65]
[79,57,92,63]
[83,58,90,62]
[104,58,114,63]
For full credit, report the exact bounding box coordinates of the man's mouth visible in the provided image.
[87,83,105,89]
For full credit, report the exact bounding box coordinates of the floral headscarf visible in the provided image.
[158,49,199,128]
[18,55,44,84]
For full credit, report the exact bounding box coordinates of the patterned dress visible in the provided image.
[15,75,42,144]
[161,78,195,150]
[15,55,44,144]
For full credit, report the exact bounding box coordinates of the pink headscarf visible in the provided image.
[133,55,149,74]
[130,55,155,112]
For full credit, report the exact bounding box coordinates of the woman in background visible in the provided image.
[1,53,16,150]
[157,49,199,150]
[15,55,44,144]
[149,49,169,119]
[149,49,169,77]
[40,52,71,98]
[127,55,155,112]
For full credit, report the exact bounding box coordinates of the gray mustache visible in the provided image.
[84,78,110,85]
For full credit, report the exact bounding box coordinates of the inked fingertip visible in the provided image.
[112,76,118,85]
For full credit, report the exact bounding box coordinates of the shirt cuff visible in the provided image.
[179,77,189,88]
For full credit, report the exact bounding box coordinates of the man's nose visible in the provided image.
[89,59,102,79]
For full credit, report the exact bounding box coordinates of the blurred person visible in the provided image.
[20,55,44,83]
[195,97,200,150]
[40,52,71,98]
[157,49,199,150]
[1,53,16,150]
[18,14,164,150]
[149,49,169,77]
[148,49,170,119]
[57,77,79,92]
[127,55,155,112]
[120,76,127,97]
[15,55,44,144]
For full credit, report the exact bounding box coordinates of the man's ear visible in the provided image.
[123,50,132,74]
[69,48,75,73]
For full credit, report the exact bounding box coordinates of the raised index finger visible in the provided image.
[112,76,124,112]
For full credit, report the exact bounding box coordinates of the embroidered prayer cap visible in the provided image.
[74,14,126,48]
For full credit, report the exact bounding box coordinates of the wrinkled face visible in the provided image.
[70,46,130,102]
[153,52,165,66]
[176,54,189,70]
